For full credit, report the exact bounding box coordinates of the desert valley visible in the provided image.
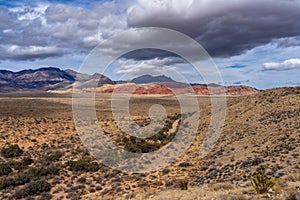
[1,0,300,199]
[0,68,299,199]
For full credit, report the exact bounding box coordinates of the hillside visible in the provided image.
[0,87,299,199]
[0,68,114,92]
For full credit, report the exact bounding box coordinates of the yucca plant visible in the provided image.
[178,180,188,190]
[250,166,274,194]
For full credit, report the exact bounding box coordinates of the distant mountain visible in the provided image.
[131,74,175,84]
[0,67,259,96]
[0,67,114,92]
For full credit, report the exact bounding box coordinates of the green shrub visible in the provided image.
[27,165,60,179]
[13,180,51,199]
[43,151,64,162]
[0,172,30,189]
[1,144,23,158]
[250,167,275,194]
[67,159,99,172]
[0,163,12,176]
[0,165,59,190]
[7,157,33,170]
[0,176,14,189]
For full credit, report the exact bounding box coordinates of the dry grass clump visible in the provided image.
[210,182,234,191]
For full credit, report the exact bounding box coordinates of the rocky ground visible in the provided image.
[0,87,299,199]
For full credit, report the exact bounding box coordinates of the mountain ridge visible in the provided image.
[131,74,175,84]
[0,67,114,92]
[0,67,259,96]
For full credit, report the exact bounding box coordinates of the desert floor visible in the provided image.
[0,88,299,199]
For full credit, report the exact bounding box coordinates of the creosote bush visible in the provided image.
[43,151,64,162]
[250,166,275,194]
[6,157,33,170]
[1,144,23,158]
[0,164,59,190]
[13,180,51,199]
[67,159,99,172]
[0,163,12,176]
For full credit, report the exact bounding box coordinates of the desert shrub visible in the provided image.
[37,192,53,200]
[0,172,30,189]
[77,177,86,183]
[250,166,275,194]
[67,159,99,172]
[43,151,64,162]
[13,180,51,199]
[27,164,60,179]
[7,157,33,170]
[0,176,15,189]
[1,144,23,158]
[178,180,188,190]
[0,163,12,176]
[0,164,59,190]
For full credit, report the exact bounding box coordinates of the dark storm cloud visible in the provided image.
[127,0,300,57]
[2,0,300,62]
[122,49,181,62]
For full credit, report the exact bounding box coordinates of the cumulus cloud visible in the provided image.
[115,57,182,77]
[128,0,300,57]
[3,45,63,60]
[262,58,300,71]
[0,2,128,61]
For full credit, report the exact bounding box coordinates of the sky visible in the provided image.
[0,0,300,89]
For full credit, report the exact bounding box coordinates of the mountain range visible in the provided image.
[0,67,259,95]
[0,67,113,92]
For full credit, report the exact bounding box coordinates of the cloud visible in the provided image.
[115,57,179,77]
[262,58,300,71]
[127,0,300,57]
[3,45,63,60]
[0,2,128,61]
[2,0,300,63]
[273,36,300,48]
[225,65,246,69]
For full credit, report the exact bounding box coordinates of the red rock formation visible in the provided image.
[94,83,259,96]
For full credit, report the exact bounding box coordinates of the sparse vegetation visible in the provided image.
[13,180,51,199]
[0,89,299,199]
[250,166,275,194]
[113,114,181,153]
[178,180,188,190]
[0,164,60,190]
